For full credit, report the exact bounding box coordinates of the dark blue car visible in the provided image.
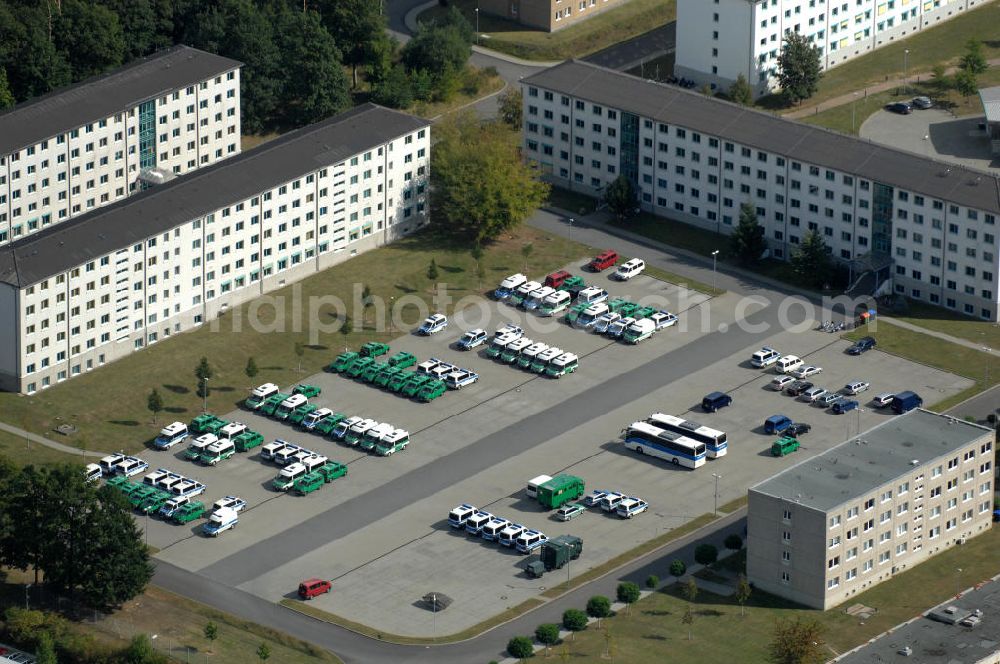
[832,399,859,414]
[847,337,876,355]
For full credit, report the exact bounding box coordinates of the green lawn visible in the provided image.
[758,0,1000,110]
[617,213,724,258]
[0,227,592,456]
[546,186,598,216]
[803,65,1000,135]
[892,299,1000,349]
[418,0,676,61]
[556,527,1000,662]
[410,66,505,119]
[0,429,87,466]
[844,320,996,411]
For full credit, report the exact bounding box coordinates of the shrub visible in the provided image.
[724,534,744,551]
[506,636,534,659]
[562,608,588,633]
[695,543,719,566]
[669,559,687,577]
[646,574,660,589]
[534,623,560,649]
[586,595,612,618]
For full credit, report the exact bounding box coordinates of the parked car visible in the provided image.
[418,314,448,335]
[886,101,912,114]
[891,391,923,414]
[589,250,619,272]
[556,502,587,521]
[843,381,870,395]
[613,258,645,281]
[784,380,814,397]
[912,96,933,109]
[785,422,812,437]
[798,386,827,403]
[298,578,332,599]
[817,392,844,408]
[847,337,877,355]
[702,391,733,412]
[872,392,895,408]
[771,436,800,457]
[832,399,860,414]
[790,365,823,379]
[770,375,796,391]
[764,414,793,435]
[457,328,489,350]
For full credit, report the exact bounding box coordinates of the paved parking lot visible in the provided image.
[142,260,972,637]
[860,107,1000,173]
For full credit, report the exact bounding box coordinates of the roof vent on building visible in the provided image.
[835,472,851,480]
[902,441,914,447]
[910,459,920,466]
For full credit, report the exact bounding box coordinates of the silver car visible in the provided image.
[799,386,827,402]
[817,392,844,408]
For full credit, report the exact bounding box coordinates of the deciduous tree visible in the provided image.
[562,608,588,638]
[645,574,660,590]
[371,64,413,109]
[725,533,744,551]
[294,341,305,372]
[769,617,826,664]
[604,175,636,221]
[319,0,386,89]
[736,575,753,617]
[195,357,213,398]
[586,595,612,623]
[506,635,534,661]
[428,258,439,281]
[684,578,699,604]
[681,604,694,641]
[204,621,219,652]
[535,623,560,655]
[616,582,640,615]
[55,1,126,80]
[694,543,718,566]
[256,642,271,662]
[147,389,163,424]
[276,10,350,126]
[669,559,687,578]
[0,67,15,109]
[776,32,822,104]
[245,357,259,382]
[431,113,549,242]
[498,87,523,130]
[954,68,979,106]
[960,39,988,75]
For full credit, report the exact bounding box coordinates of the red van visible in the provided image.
[298,578,332,599]
[588,250,618,272]
[544,270,571,289]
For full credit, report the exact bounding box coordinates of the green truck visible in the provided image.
[536,475,585,509]
[346,356,374,378]
[526,535,583,578]
[233,430,264,452]
[374,365,402,388]
[374,430,409,456]
[294,384,322,398]
[260,393,290,417]
[633,305,657,320]
[190,413,226,435]
[317,461,348,482]
[563,303,589,325]
[388,351,417,369]
[401,374,432,398]
[361,361,387,383]
[314,413,347,436]
[559,275,586,293]
[417,379,447,402]
[129,485,161,509]
[329,351,359,373]
[388,370,414,393]
[771,436,800,457]
[139,490,172,515]
[172,501,206,525]
[359,341,390,358]
[294,472,325,495]
[288,403,318,425]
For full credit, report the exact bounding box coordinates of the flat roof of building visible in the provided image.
[836,575,1000,664]
[0,103,429,288]
[0,45,241,157]
[750,409,991,512]
[522,60,1000,214]
[981,86,1000,125]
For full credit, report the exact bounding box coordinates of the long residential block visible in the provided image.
[0,103,430,394]
[521,60,1000,320]
[675,0,989,95]
[0,45,243,246]
[748,409,994,610]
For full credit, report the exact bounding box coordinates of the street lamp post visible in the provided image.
[984,347,992,384]
[568,217,574,244]
[903,49,910,95]
[851,92,860,134]
[711,250,720,293]
[202,377,209,413]
[475,7,480,45]
[712,473,722,516]
[956,567,963,597]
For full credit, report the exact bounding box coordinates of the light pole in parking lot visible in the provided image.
[568,217,574,244]
[475,7,480,45]
[903,49,910,95]
[712,473,722,516]
[202,377,209,413]
[711,250,720,293]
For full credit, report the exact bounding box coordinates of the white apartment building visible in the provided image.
[0,45,242,246]
[0,104,430,394]
[747,409,994,610]
[675,0,989,94]
[522,60,1000,320]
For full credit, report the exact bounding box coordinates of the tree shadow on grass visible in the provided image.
[109,420,140,427]
[164,407,187,414]
[162,384,190,394]
[697,609,726,617]
[642,609,672,616]
[212,386,235,393]
[306,344,327,351]
[440,265,465,274]
[394,282,418,294]
[642,634,669,641]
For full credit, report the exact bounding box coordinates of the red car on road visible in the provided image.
[588,250,618,272]
[298,578,332,599]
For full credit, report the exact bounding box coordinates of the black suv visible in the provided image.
[786,422,812,437]
[847,336,877,355]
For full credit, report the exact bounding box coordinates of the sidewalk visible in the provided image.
[538,204,998,357]
[0,419,108,458]
[783,56,1000,120]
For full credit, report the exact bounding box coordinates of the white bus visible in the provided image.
[622,421,706,469]
[647,413,727,458]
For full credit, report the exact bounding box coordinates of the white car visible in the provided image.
[495,323,524,340]
[418,314,448,335]
[650,311,678,330]
[872,392,895,408]
[614,258,645,281]
[616,497,649,519]
[770,375,795,391]
[843,381,870,395]
[791,365,823,379]
[213,495,247,513]
[751,347,781,368]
